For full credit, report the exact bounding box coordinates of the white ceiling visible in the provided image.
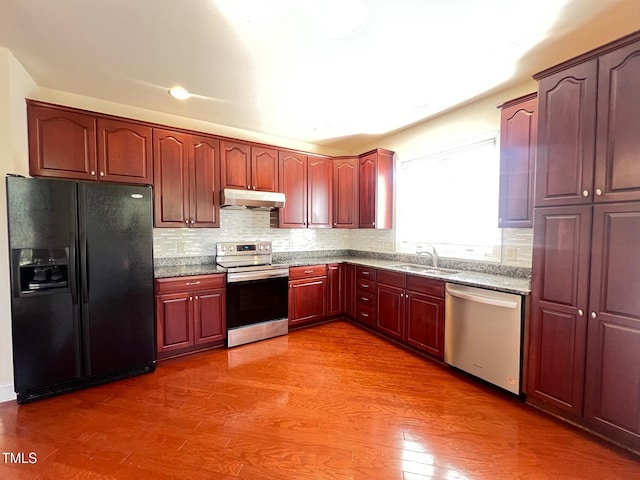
[1,0,640,151]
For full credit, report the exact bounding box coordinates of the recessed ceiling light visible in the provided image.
[169,86,191,100]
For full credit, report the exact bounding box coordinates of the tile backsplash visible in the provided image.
[153,209,349,258]
[153,209,533,268]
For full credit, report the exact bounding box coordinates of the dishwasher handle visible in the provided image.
[447,286,518,309]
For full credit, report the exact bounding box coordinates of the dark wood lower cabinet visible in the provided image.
[342,264,356,318]
[582,202,640,450]
[155,275,226,359]
[288,265,327,326]
[327,263,341,316]
[405,291,445,360]
[529,202,640,452]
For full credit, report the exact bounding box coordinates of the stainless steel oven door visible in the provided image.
[226,276,288,331]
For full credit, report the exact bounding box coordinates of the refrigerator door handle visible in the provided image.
[80,232,89,301]
[69,233,78,305]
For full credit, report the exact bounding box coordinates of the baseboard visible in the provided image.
[0,383,16,403]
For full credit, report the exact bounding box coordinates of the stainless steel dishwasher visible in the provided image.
[444,283,523,395]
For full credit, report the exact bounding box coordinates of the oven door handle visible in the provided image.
[227,269,289,283]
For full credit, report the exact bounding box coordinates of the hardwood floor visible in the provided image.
[0,320,638,479]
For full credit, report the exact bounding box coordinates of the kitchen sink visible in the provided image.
[389,264,460,276]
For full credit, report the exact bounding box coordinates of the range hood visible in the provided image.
[220,188,286,209]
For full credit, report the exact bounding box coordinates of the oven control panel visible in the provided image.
[217,241,271,256]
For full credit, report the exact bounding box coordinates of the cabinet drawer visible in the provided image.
[355,304,376,327]
[155,274,226,294]
[376,269,406,288]
[405,275,445,297]
[289,264,327,280]
[356,292,376,306]
[356,266,376,281]
[356,279,376,293]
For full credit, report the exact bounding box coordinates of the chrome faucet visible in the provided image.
[416,245,438,268]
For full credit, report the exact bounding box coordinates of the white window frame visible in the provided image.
[395,132,502,262]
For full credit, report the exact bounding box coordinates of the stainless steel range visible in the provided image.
[216,241,289,347]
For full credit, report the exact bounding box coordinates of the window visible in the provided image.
[396,134,501,261]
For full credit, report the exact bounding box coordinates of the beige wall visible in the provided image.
[0,48,37,401]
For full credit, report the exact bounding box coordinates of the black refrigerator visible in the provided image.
[6,176,155,403]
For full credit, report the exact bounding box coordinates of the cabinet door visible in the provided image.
[289,277,327,324]
[27,103,97,180]
[220,140,250,190]
[193,288,226,345]
[376,284,404,340]
[333,157,358,228]
[156,293,194,354]
[595,40,640,203]
[535,60,597,207]
[307,157,333,228]
[405,291,445,359]
[190,135,220,228]
[97,118,153,185]
[342,264,356,318]
[327,264,341,316]
[584,202,640,449]
[278,151,307,228]
[358,153,377,228]
[527,206,592,415]
[153,129,190,227]
[251,146,279,192]
[498,95,537,228]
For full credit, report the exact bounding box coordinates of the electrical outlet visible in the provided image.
[177,242,185,254]
[504,247,517,262]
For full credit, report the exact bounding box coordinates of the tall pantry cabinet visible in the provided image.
[528,32,640,452]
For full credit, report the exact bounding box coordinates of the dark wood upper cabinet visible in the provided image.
[359,149,394,229]
[307,157,333,228]
[220,140,278,192]
[252,146,279,192]
[27,100,152,185]
[595,40,640,203]
[528,205,592,416]
[583,202,640,450]
[497,93,537,228]
[220,140,250,190]
[27,101,97,181]
[333,157,359,228]
[97,118,153,185]
[275,152,331,228]
[153,129,220,228]
[277,151,307,228]
[535,60,597,207]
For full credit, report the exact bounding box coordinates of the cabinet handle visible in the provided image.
[591,312,597,319]
[595,188,602,196]
[90,170,96,176]
[578,309,584,316]
[185,220,189,225]
[582,190,589,197]
[362,271,369,276]
[189,296,193,301]
[190,219,195,224]
[304,270,314,274]
[360,283,369,289]
[195,295,199,300]
[253,186,257,190]
[100,171,105,177]
[361,312,369,318]
[361,297,369,302]
[185,281,201,286]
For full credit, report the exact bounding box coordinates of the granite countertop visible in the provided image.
[154,257,530,294]
[286,256,531,295]
[154,263,226,279]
